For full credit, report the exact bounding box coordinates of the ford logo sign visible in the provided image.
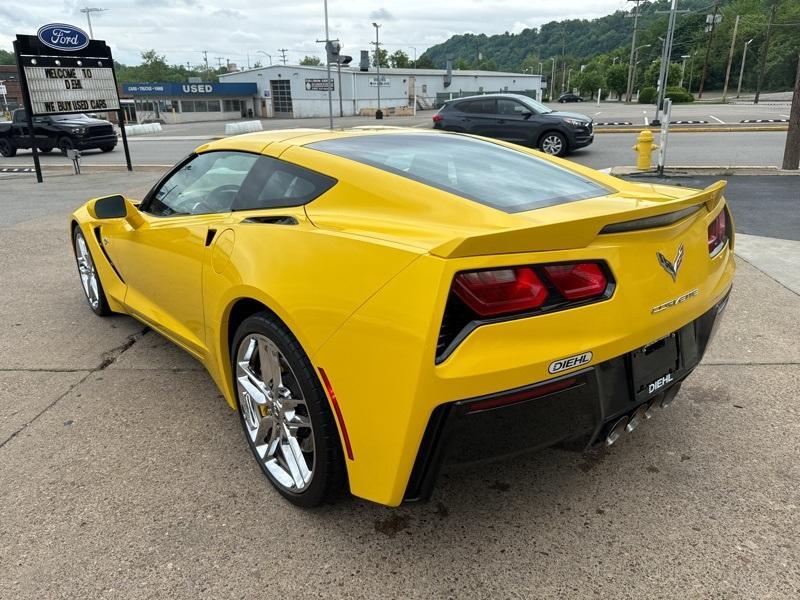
[37,23,90,52]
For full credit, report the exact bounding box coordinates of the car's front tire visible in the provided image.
[539,131,568,156]
[0,139,17,157]
[58,137,74,155]
[72,227,112,316]
[231,313,346,507]
[99,145,115,153]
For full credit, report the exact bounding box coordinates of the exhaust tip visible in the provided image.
[626,405,648,433]
[644,400,656,420]
[606,416,628,446]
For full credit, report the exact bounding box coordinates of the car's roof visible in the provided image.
[196,126,451,155]
[445,93,532,104]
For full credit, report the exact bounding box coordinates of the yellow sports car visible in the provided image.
[70,128,734,507]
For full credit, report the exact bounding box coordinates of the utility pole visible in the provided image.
[698,0,720,99]
[782,54,800,170]
[736,39,753,98]
[278,48,288,66]
[680,54,690,88]
[754,1,778,104]
[202,50,209,79]
[560,28,567,94]
[625,0,643,103]
[721,15,740,103]
[550,57,556,101]
[215,57,224,71]
[372,22,382,116]
[653,0,679,126]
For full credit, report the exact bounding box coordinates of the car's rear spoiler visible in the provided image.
[429,181,727,258]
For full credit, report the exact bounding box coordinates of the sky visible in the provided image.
[1,0,633,67]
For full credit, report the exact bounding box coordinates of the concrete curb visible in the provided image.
[0,164,171,174]
[610,165,800,176]
[594,125,788,134]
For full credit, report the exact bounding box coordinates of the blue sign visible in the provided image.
[37,23,90,52]
[121,82,258,97]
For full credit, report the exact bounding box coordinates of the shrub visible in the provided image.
[665,87,694,103]
[638,86,657,104]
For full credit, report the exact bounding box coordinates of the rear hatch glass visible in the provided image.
[307,133,612,213]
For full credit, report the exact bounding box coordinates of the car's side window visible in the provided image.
[145,151,259,217]
[496,99,528,116]
[460,99,495,115]
[232,156,336,211]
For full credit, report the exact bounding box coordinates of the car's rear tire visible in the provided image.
[0,139,17,157]
[231,312,346,507]
[58,137,74,155]
[99,145,115,153]
[539,131,568,156]
[72,227,112,316]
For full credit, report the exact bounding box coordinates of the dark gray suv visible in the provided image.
[432,93,593,156]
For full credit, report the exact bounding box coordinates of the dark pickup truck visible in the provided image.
[0,109,117,157]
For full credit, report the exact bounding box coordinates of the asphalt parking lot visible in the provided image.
[1,166,799,598]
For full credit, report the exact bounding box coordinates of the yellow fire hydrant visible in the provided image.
[633,130,658,170]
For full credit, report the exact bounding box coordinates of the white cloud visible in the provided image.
[1,0,631,66]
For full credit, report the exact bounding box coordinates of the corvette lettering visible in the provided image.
[651,288,699,314]
[548,351,593,374]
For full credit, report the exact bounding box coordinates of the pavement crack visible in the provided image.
[0,327,148,450]
[735,254,800,298]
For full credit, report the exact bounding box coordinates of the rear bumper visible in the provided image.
[403,287,730,502]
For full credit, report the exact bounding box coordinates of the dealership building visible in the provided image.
[119,82,258,123]
[219,64,544,119]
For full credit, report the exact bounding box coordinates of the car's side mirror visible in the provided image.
[88,194,127,219]
[88,195,145,228]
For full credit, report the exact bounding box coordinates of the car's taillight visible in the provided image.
[541,263,607,300]
[708,208,730,256]
[432,113,443,123]
[453,267,548,317]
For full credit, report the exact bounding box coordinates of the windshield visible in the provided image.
[308,133,611,213]
[518,96,553,114]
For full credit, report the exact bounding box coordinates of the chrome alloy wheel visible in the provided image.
[74,232,100,310]
[541,134,564,155]
[235,334,315,492]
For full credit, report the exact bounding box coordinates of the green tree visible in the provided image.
[299,55,322,66]
[454,58,472,70]
[415,55,435,69]
[389,50,409,68]
[0,49,14,65]
[574,70,605,98]
[373,48,389,68]
[644,59,682,88]
[605,63,628,99]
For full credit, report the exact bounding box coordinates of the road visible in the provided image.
[1,162,799,598]
[0,130,790,175]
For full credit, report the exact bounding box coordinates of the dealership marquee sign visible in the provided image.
[14,23,131,182]
[15,24,121,116]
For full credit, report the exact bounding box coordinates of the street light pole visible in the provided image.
[625,0,643,103]
[653,0,679,127]
[257,51,273,66]
[79,7,107,39]
[550,57,556,101]
[736,39,753,99]
[372,22,381,116]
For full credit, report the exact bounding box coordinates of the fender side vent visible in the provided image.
[241,216,298,225]
[93,226,125,283]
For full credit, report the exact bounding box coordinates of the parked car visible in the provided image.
[432,93,593,156]
[558,92,584,103]
[69,128,733,507]
[0,109,117,157]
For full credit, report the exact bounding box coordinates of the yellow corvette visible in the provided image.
[70,128,734,507]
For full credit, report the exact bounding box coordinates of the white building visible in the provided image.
[219,65,544,119]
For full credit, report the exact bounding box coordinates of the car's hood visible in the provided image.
[546,110,592,122]
[55,120,102,127]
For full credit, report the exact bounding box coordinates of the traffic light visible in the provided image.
[326,41,352,66]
